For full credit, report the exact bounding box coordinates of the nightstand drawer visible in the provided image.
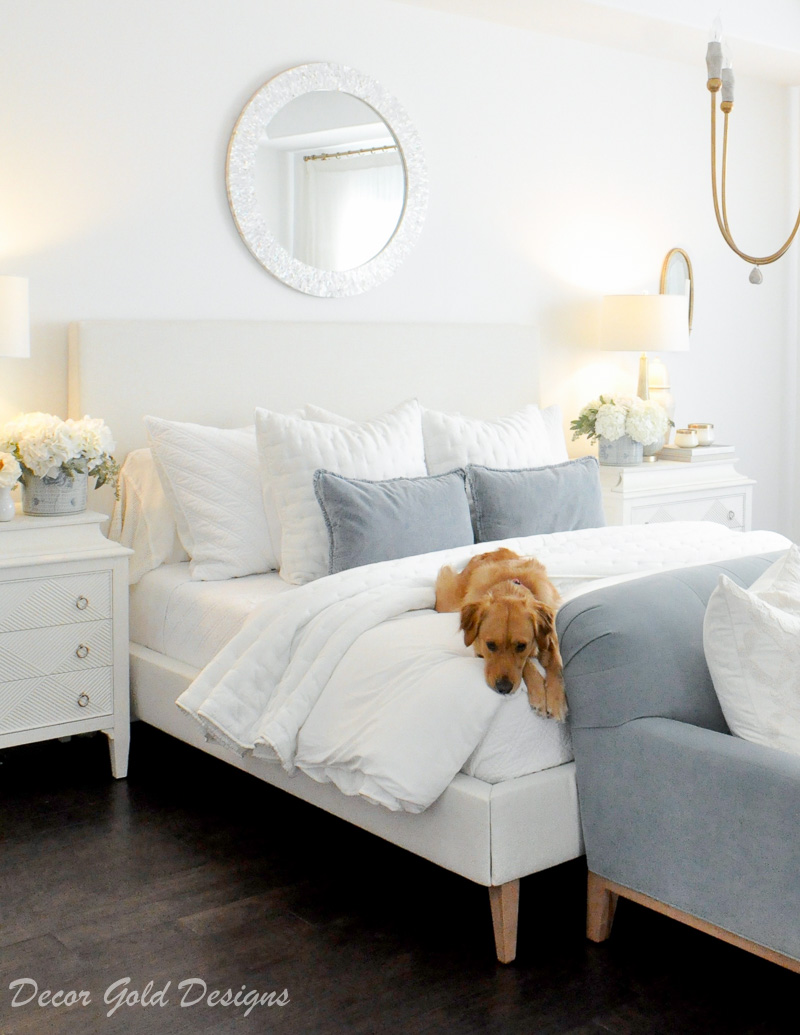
[630,493,746,530]
[0,620,112,682]
[0,571,112,632]
[0,668,114,735]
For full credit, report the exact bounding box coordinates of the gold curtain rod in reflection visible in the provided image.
[303,144,398,163]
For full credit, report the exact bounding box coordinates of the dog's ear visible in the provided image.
[528,602,556,654]
[460,601,487,647]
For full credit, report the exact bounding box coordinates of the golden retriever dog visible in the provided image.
[435,548,567,721]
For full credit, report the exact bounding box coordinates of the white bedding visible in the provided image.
[130,562,573,785]
[176,523,790,812]
[130,564,291,668]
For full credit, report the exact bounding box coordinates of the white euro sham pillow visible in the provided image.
[540,405,570,463]
[144,417,277,580]
[422,404,567,474]
[302,404,354,427]
[108,448,188,584]
[703,545,800,755]
[255,399,427,584]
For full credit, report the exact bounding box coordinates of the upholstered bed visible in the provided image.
[67,320,790,963]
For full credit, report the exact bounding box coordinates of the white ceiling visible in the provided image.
[391,0,800,83]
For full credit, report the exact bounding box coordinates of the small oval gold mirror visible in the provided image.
[660,248,693,332]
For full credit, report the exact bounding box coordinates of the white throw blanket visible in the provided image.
[177,523,790,811]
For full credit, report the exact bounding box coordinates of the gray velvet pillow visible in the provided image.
[467,456,606,542]
[314,468,474,575]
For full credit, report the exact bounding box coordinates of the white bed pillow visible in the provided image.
[255,399,427,584]
[703,546,800,755]
[144,416,277,581]
[257,405,356,562]
[108,448,188,584]
[302,404,354,427]
[422,404,568,474]
[540,405,570,463]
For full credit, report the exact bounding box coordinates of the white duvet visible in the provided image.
[177,523,789,812]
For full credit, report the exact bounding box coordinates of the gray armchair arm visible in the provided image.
[575,716,800,961]
[557,552,782,732]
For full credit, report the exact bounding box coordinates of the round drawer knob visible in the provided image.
[77,693,90,708]
[75,644,90,659]
[75,596,89,611]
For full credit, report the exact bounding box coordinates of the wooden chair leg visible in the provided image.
[586,871,618,942]
[488,879,519,963]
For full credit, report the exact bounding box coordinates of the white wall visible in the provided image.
[0,0,793,534]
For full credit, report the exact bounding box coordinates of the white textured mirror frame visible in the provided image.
[226,63,429,297]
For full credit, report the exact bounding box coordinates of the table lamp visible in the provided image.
[600,293,688,400]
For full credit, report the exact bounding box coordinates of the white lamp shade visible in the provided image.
[601,294,689,353]
[0,277,30,358]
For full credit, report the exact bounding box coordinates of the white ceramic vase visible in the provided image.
[21,470,89,516]
[0,486,15,522]
[597,434,643,467]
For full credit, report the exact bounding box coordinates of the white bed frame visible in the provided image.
[68,319,584,963]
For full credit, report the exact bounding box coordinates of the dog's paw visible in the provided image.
[527,698,548,718]
[545,676,568,722]
[545,699,569,722]
[523,660,547,715]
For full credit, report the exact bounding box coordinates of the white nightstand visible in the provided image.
[599,458,755,531]
[0,508,132,777]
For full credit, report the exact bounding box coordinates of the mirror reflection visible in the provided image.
[256,91,406,272]
[660,248,694,332]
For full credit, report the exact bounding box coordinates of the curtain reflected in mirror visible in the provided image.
[256,92,405,272]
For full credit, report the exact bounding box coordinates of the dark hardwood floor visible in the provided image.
[0,724,796,1035]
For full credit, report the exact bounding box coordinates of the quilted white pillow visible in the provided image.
[144,417,277,581]
[703,545,800,754]
[422,404,568,474]
[258,405,356,562]
[255,399,427,584]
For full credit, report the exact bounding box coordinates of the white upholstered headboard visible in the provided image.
[68,320,540,461]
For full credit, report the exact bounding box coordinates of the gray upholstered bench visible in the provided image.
[557,552,800,973]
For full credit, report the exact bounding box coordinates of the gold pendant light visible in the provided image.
[706,18,800,283]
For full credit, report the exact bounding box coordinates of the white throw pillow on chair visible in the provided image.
[703,545,800,754]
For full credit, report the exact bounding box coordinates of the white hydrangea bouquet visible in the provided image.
[0,452,22,489]
[0,412,120,495]
[570,395,670,446]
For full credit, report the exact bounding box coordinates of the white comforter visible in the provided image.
[177,523,789,812]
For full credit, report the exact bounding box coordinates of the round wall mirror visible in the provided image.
[660,248,694,332]
[226,63,428,297]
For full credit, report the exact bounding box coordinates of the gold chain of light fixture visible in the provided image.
[708,75,800,283]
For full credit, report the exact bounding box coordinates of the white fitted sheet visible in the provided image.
[129,563,572,786]
[130,563,292,669]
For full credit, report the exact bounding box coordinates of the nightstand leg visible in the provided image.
[103,725,130,779]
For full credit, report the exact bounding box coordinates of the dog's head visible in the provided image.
[460,581,556,695]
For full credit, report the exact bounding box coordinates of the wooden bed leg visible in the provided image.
[489,879,520,963]
[586,871,618,942]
